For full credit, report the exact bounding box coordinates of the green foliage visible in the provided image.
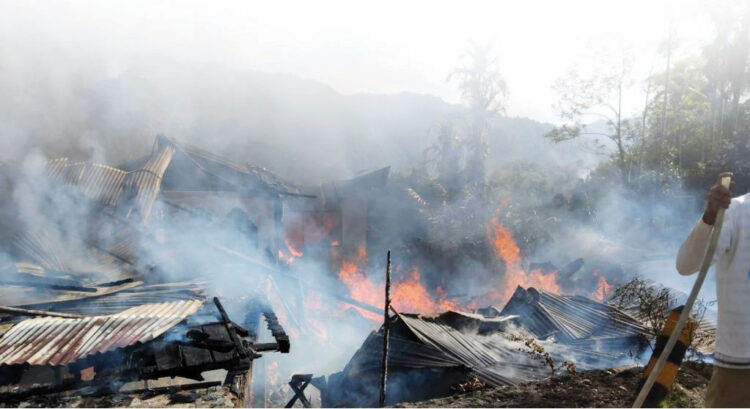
[550,5,750,196]
[660,384,693,408]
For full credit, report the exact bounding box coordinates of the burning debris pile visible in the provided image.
[316,287,650,407]
[0,133,698,409]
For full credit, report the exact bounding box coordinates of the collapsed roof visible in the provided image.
[319,287,650,407]
[499,286,649,349]
[0,135,299,402]
[0,300,203,366]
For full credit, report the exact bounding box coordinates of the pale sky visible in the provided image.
[0,0,724,123]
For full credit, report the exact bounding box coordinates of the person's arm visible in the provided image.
[676,172,735,275]
[676,220,714,275]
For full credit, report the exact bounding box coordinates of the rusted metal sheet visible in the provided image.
[0,299,202,366]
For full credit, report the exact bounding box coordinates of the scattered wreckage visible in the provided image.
[0,134,718,408]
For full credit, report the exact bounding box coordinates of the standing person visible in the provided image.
[676,172,750,407]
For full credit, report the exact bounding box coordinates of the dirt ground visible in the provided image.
[395,362,713,408]
[0,385,239,408]
[0,363,712,408]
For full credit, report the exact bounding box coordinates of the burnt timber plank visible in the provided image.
[202,324,235,363]
[181,344,214,367]
[155,343,183,371]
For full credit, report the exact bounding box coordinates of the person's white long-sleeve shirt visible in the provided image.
[677,193,750,368]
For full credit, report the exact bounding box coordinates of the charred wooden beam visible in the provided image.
[285,374,313,408]
[261,310,290,353]
[252,342,282,352]
[213,297,248,359]
[0,305,87,319]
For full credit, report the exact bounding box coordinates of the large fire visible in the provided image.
[284,211,586,335]
[391,268,460,314]
[334,218,566,320]
[335,246,462,320]
[483,217,561,306]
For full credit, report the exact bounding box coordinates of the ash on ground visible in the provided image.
[395,362,712,408]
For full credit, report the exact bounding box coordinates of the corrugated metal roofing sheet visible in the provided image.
[0,299,202,366]
[36,282,205,316]
[337,307,637,393]
[500,287,648,342]
[47,159,127,207]
[122,140,175,224]
[47,138,176,225]
[163,135,301,195]
[0,280,142,311]
[11,227,135,281]
[398,313,523,387]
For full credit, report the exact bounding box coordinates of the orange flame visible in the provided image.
[485,218,561,306]
[487,217,522,267]
[336,246,463,319]
[278,238,304,265]
[392,268,435,313]
[592,270,612,302]
[436,285,462,311]
[285,238,303,258]
[337,246,382,321]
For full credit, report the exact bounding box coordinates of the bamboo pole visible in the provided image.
[632,176,731,408]
[379,250,391,408]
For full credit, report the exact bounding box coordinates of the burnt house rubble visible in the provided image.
[318,287,655,407]
[0,133,719,408]
[0,134,389,406]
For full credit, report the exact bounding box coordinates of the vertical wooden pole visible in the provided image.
[379,250,391,408]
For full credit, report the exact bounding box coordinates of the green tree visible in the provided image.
[547,50,633,184]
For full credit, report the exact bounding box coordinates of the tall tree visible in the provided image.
[447,43,508,197]
[703,4,750,143]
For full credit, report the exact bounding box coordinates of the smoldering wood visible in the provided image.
[214,297,248,358]
[261,309,290,353]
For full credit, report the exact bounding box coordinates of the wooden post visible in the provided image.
[379,250,391,408]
